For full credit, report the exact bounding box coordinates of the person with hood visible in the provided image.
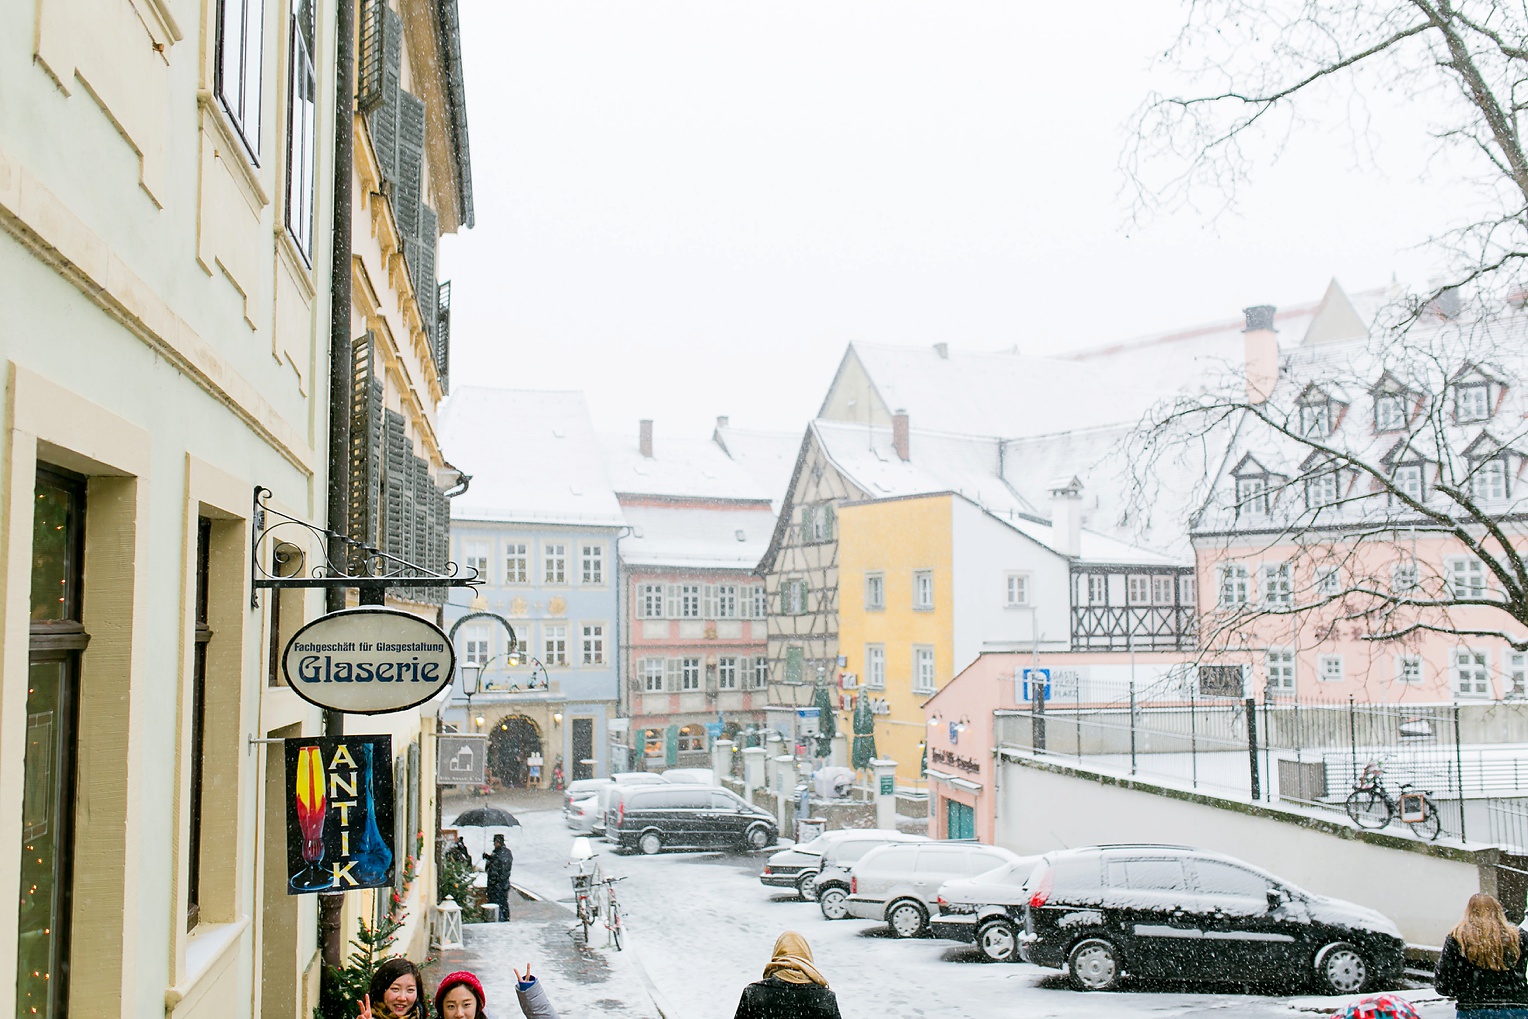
[732,931,841,1019]
[1435,893,1528,1018]
[484,833,514,921]
[356,957,428,1019]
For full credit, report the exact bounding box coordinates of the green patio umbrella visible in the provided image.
[851,692,877,770]
[812,684,837,757]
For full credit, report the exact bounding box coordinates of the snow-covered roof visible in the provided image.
[440,388,625,528]
[814,420,1037,520]
[602,431,771,503]
[1001,513,1185,567]
[839,342,1172,438]
[618,503,776,571]
[712,425,802,513]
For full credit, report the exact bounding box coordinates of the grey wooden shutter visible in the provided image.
[355,0,385,112]
[395,90,426,239]
[435,281,451,393]
[702,585,718,619]
[411,454,429,567]
[368,7,402,183]
[665,583,679,618]
[666,658,680,692]
[414,205,438,342]
[384,409,408,562]
[348,333,383,557]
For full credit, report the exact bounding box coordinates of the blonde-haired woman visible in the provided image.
[732,931,841,1019]
[1435,894,1528,1018]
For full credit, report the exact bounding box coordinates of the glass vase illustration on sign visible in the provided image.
[350,742,393,886]
[290,745,332,891]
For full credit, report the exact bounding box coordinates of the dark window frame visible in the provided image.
[186,517,214,930]
[284,0,317,264]
[214,0,266,164]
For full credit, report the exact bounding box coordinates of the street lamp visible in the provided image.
[461,660,482,732]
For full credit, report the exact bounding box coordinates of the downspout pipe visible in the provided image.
[320,0,356,973]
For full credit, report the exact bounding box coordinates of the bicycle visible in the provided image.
[602,875,628,951]
[1343,760,1442,840]
[568,856,602,945]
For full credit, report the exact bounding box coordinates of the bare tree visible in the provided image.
[1127,0,1528,307]
[1126,316,1528,682]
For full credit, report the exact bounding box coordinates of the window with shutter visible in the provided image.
[395,91,426,238]
[702,585,718,620]
[434,281,452,392]
[413,206,438,342]
[383,410,408,562]
[348,335,384,557]
[666,658,681,692]
[355,0,386,111]
[665,584,680,618]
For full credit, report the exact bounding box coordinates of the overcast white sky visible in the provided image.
[439,1,1468,440]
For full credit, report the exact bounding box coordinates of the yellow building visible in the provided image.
[837,495,956,786]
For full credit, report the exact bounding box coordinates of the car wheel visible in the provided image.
[743,824,772,851]
[1315,942,1368,995]
[638,831,663,856]
[797,873,819,901]
[818,885,850,921]
[977,918,1020,963]
[887,899,929,938]
[1068,937,1123,991]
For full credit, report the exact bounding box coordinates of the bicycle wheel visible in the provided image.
[1345,787,1391,829]
[1408,796,1442,841]
[611,913,624,951]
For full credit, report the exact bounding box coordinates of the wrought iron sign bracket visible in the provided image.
[249,486,479,606]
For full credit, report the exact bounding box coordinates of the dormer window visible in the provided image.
[1306,471,1339,509]
[1296,384,1345,438]
[1392,463,1425,503]
[1471,458,1509,503]
[1231,454,1279,517]
[1375,393,1409,432]
[1456,382,1491,423]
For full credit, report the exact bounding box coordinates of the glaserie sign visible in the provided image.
[281,607,456,714]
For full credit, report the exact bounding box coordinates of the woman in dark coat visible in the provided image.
[1434,893,1528,1018]
[732,931,841,1019]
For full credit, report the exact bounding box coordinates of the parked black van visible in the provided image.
[1019,845,1404,994]
[605,783,778,855]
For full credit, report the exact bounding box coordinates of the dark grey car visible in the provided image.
[606,784,777,855]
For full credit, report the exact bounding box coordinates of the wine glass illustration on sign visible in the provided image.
[290,744,333,892]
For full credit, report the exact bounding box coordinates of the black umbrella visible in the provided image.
[452,806,520,828]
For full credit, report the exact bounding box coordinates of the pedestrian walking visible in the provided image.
[435,971,487,1019]
[484,833,514,921]
[731,931,841,1019]
[513,962,561,1019]
[356,957,428,1019]
[1435,893,1528,1018]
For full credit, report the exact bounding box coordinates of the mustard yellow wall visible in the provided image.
[838,495,954,786]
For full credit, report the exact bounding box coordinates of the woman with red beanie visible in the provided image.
[434,972,487,1019]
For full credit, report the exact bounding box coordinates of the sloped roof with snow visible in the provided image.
[618,503,777,570]
[440,388,625,527]
[713,425,802,513]
[602,432,771,503]
[841,343,1172,438]
[814,420,1037,520]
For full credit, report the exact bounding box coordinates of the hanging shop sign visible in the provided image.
[436,734,488,786]
[281,607,456,714]
[285,735,395,895]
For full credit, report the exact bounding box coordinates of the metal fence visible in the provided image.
[995,682,1528,846]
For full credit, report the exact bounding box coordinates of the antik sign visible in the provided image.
[282,607,456,714]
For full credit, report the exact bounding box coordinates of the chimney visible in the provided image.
[933,342,949,359]
[1243,305,1278,405]
[892,409,910,462]
[639,419,653,458]
[715,415,729,430]
[1048,477,1083,558]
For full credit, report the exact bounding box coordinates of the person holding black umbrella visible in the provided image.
[484,833,514,922]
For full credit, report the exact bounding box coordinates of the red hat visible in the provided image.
[434,971,486,1016]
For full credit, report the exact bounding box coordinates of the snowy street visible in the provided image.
[460,791,1456,1019]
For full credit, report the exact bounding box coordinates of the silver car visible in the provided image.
[844,841,1019,938]
[812,832,930,920]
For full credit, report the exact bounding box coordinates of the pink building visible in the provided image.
[605,420,787,767]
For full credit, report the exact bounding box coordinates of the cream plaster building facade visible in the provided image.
[0,0,471,1016]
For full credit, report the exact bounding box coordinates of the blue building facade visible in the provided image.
[439,388,627,782]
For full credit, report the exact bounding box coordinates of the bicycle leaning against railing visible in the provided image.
[1344,759,1442,840]
[568,854,602,945]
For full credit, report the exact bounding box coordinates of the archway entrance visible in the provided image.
[487,715,543,789]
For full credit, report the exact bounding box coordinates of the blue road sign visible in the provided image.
[1021,668,1051,702]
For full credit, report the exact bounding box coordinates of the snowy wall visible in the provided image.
[995,755,1485,947]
